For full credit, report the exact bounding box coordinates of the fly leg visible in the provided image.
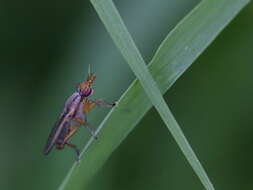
[83,99,115,114]
[74,117,98,140]
[81,98,115,140]
[63,125,80,144]
[83,122,98,140]
[63,124,81,162]
[65,142,80,162]
[92,98,116,108]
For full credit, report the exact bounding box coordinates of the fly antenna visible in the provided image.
[88,64,91,76]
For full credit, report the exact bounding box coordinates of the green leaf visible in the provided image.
[58,0,249,190]
[90,0,213,189]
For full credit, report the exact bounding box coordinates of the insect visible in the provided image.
[43,71,115,161]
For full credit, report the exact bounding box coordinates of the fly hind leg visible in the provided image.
[65,142,80,162]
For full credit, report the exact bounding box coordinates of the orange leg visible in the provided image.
[83,99,115,113]
[83,99,96,113]
[81,99,115,139]
[63,124,80,144]
[72,117,98,140]
[91,99,116,108]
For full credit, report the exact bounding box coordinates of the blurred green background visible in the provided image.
[1,0,253,189]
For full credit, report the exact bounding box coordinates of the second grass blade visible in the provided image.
[90,0,214,189]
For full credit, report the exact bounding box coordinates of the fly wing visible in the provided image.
[43,113,69,155]
[43,92,81,155]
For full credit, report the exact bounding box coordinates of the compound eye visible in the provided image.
[81,87,93,97]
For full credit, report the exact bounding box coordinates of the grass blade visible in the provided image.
[59,0,249,189]
[91,0,213,189]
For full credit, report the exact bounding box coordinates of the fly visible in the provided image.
[43,70,115,161]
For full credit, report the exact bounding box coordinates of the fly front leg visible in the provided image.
[92,98,116,108]
[83,99,115,112]
[80,98,115,140]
